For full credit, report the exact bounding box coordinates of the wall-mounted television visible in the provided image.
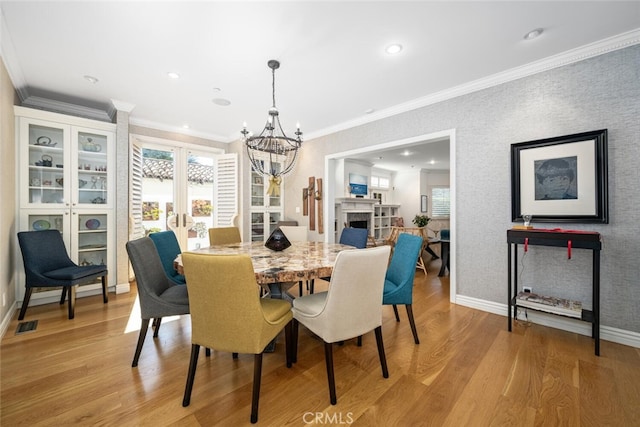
[349,173,368,196]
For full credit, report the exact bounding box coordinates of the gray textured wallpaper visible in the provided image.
[288,45,640,333]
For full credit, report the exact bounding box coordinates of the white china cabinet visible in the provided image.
[15,106,116,304]
[249,158,284,242]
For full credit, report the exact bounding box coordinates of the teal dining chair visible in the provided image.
[148,231,186,286]
[382,232,424,344]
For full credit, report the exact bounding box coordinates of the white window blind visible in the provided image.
[431,187,450,217]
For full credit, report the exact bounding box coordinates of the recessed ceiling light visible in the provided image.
[83,75,99,84]
[524,28,544,40]
[167,72,180,79]
[385,44,403,55]
[401,150,412,156]
[212,98,231,106]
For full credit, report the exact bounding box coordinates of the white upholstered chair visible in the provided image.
[278,225,308,242]
[290,245,391,405]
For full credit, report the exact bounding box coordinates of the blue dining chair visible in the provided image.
[17,230,108,320]
[382,233,423,344]
[339,227,369,249]
[148,231,186,286]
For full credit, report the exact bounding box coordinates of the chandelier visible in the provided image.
[241,59,302,196]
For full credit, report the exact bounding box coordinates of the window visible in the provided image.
[430,187,450,218]
[371,175,389,189]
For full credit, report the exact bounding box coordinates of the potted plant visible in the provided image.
[412,214,430,228]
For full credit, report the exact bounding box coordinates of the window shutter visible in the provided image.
[130,142,144,239]
[214,153,238,226]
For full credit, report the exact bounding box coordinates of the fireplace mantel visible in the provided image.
[335,198,378,241]
[335,198,378,212]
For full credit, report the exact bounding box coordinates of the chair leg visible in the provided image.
[405,304,420,344]
[357,336,362,347]
[232,352,238,359]
[153,317,163,338]
[285,320,293,368]
[205,348,211,357]
[309,279,315,294]
[291,319,299,364]
[392,304,400,322]
[132,318,150,367]
[102,274,108,303]
[374,326,389,379]
[250,353,263,423]
[18,288,33,320]
[324,342,337,405]
[67,286,76,319]
[298,281,303,296]
[182,344,201,407]
[60,287,67,305]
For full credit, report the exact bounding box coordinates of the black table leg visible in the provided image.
[438,241,450,277]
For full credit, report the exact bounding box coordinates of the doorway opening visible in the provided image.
[324,129,457,303]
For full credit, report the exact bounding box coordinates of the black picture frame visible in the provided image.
[511,129,608,223]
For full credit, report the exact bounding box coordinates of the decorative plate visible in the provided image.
[33,219,51,231]
[85,219,101,230]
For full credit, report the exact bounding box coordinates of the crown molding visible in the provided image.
[20,96,113,122]
[129,116,231,143]
[305,28,640,141]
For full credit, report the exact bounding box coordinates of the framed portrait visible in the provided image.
[511,129,608,223]
[421,195,428,213]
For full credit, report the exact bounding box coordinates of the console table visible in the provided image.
[507,228,602,355]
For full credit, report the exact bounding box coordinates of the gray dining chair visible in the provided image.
[126,237,190,367]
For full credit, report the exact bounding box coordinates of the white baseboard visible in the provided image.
[116,282,130,294]
[0,301,17,339]
[454,295,640,349]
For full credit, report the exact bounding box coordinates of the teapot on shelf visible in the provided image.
[81,137,102,152]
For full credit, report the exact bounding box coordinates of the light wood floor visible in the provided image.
[2,260,639,426]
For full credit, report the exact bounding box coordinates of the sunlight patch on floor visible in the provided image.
[124,294,181,334]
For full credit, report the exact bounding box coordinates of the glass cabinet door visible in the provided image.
[23,120,69,207]
[251,166,265,208]
[250,211,281,242]
[75,129,112,208]
[75,213,109,268]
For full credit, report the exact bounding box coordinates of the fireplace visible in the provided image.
[349,220,368,229]
[335,198,376,243]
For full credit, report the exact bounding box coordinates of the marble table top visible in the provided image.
[175,241,354,284]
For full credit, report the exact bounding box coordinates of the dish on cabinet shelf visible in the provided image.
[33,220,51,231]
[85,219,101,230]
[79,244,106,249]
[34,136,57,147]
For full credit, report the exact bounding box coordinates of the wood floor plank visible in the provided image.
[2,259,638,426]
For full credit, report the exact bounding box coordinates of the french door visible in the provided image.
[130,137,237,251]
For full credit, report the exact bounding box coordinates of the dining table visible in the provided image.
[174,240,354,301]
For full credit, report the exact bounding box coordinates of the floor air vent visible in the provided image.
[15,320,38,335]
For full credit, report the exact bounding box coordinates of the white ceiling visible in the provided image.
[1,1,639,171]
